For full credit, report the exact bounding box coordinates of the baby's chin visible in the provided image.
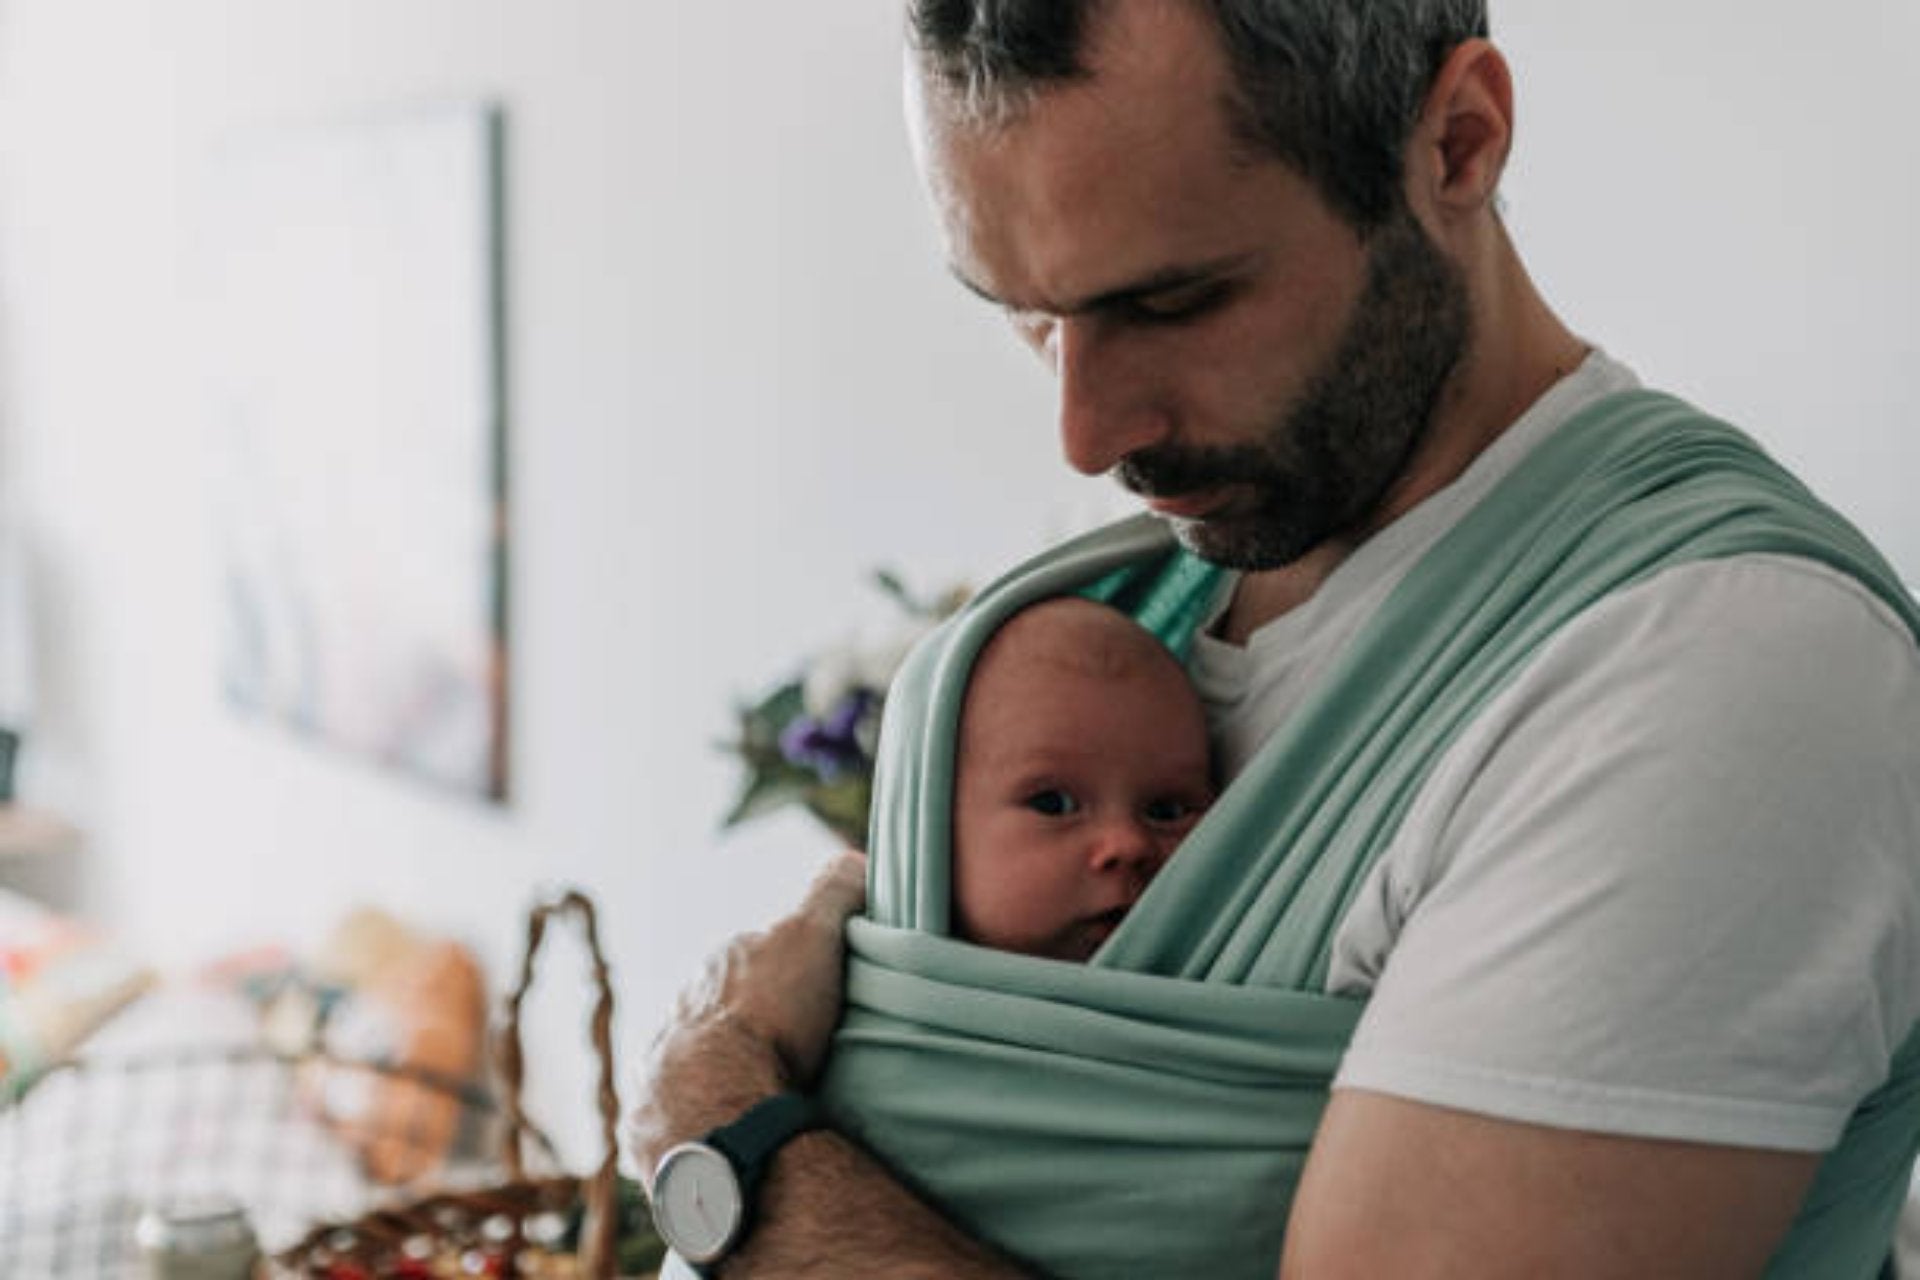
[1053,906,1132,962]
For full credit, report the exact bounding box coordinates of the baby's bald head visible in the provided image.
[970,596,1187,697]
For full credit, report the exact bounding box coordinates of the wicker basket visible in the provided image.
[272,891,635,1279]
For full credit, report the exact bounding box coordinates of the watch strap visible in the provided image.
[704,1092,824,1202]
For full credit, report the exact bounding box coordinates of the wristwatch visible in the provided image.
[650,1092,825,1272]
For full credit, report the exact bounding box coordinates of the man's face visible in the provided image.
[908,0,1470,570]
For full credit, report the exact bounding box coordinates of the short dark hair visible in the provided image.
[906,0,1490,230]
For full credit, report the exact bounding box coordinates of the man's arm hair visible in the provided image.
[626,854,1031,1278]
[736,1127,1032,1278]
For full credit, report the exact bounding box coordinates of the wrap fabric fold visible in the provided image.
[820,390,1920,1279]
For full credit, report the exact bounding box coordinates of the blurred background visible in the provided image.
[0,0,1914,1167]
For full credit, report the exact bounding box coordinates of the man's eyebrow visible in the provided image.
[950,254,1256,317]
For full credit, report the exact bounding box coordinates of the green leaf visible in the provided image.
[872,567,914,612]
[727,680,809,763]
[805,776,874,847]
[721,770,814,829]
[751,680,808,724]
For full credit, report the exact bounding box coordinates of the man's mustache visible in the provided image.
[1116,443,1268,500]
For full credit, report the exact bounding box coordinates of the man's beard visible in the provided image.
[1116,207,1472,571]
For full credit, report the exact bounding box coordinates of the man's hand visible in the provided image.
[625,852,1027,1278]
[626,851,867,1175]
[722,849,869,1085]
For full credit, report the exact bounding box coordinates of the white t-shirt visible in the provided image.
[1190,351,1920,1152]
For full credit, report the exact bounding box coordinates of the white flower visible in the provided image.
[852,618,937,691]
[802,640,863,719]
[801,616,942,719]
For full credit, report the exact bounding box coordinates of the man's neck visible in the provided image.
[1219,239,1586,646]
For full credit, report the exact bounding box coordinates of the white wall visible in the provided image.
[1498,1,1920,575]
[0,1,1913,1161]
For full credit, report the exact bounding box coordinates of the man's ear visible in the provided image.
[1408,38,1513,216]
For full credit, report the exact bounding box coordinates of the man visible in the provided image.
[629,1,1920,1275]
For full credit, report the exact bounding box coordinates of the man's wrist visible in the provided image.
[631,1013,789,1176]
[651,1093,828,1271]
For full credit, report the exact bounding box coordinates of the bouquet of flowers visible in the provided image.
[721,571,969,848]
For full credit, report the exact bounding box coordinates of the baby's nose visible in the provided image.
[1088,815,1163,872]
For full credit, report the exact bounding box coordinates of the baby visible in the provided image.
[950,596,1217,961]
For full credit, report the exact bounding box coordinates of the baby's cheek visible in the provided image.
[949,836,1009,940]
[951,832,1061,952]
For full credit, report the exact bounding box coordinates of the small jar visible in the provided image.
[134,1194,261,1280]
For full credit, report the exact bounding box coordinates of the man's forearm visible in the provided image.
[626,853,1029,1278]
[633,1014,1028,1279]
[732,1127,1031,1279]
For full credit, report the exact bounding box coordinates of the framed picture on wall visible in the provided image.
[204,100,509,802]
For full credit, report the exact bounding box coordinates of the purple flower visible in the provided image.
[779,689,877,781]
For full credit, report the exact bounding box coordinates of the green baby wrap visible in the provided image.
[818,391,1920,1278]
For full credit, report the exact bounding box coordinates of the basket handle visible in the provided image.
[494,889,621,1279]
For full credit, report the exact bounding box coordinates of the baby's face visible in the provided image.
[952,607,1215,961]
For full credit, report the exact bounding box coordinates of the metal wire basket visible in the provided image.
[0,1043,497,1278]
[1,890,652,1279]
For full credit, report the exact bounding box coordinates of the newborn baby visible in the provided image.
[950,596,1217,961]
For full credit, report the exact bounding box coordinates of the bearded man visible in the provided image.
[629,3,1920,1276]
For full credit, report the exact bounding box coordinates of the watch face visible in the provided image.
[652,1143,744,1264]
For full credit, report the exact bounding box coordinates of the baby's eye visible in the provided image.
[1024,789,1080,818]
[1143,797,1200,825]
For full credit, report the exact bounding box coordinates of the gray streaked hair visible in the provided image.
[907,0,1490,230]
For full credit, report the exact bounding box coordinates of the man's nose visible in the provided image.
[1053,316,1166,477]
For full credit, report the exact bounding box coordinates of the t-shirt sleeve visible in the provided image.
[1330,555,1920,1152]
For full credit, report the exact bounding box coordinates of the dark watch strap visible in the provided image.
[705,1092,825,1203]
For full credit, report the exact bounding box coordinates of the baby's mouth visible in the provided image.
[1083,905,1132,943]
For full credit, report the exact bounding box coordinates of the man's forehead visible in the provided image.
[905,0,1284,313]
[916,97,1263,311]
